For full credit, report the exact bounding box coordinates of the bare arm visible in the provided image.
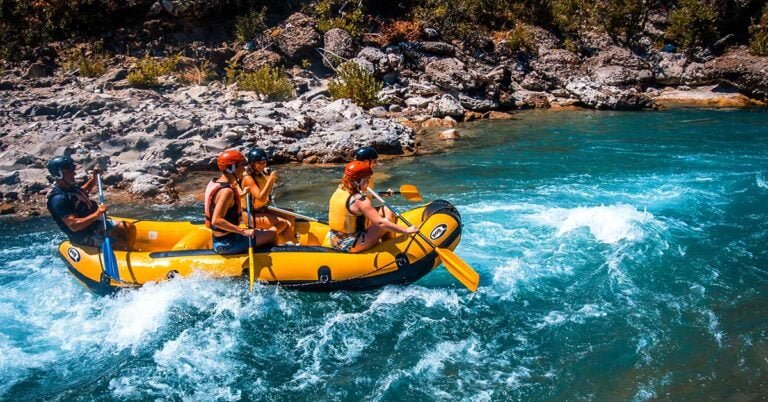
[61,205,107,232]
[244,173,276,208]
[81,168,101,193]
[353,197,417,234]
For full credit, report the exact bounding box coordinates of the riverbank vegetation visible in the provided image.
[1,0,767,60]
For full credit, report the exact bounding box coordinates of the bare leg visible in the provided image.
[349,225,388,253]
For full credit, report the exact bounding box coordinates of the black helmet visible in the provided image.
[246,147,268,163]
[47,155,75,179]
[353,146,378,161]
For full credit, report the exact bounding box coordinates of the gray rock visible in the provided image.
[703,47,768,100]
[583,46,653,86]
[430,94,464,117]
[129,174,169,197]
[458,94,499,112]
[276,13,320,60]
[565,77,653,110]
[242,49,283,71]
[424,58,477,92]
[17,169,51,193]
[95,69,128,87]
[24,63,50,79]
[420,41,456,56]
[531,49,582,86]
[323,28,355,68]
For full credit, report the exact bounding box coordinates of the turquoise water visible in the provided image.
[2,108,768,400]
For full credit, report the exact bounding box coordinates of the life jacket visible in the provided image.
[240,170,270,211]
[328,186,365,234]
[46,184,100,244]
[204,180,241,236]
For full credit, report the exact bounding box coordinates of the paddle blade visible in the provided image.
[248,247,255,292]
[399,184,423,202]
[101,237,120,281]
[435,248,479,292]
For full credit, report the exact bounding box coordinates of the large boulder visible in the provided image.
[703,47,768,101]
[424,58,478,92]
[565,77,653,110]
[530,49,582,87]
[582,46,653,86]
[242,49,284,71]
[276,13,321,61]
[323,28,355,68]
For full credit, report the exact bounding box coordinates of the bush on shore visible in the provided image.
[749,6,768,56]
[328,61,382,108]
[127,55,181,88]
[235,66,295,101]
[61,49,106,78]
[314,0,367,38]
[666,0,718,50]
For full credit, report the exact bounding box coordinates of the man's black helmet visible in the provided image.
[47,155,75,179]
[247,147,268,163]
[353,146,378,161]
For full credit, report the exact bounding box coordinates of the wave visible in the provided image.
[529,204,658,244]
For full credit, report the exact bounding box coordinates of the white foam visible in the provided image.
[757,172,768,189]
[530,204,656,244]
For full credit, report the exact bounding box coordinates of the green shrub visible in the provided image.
[236,66,295,101]
[666,0,718,50]
[505,24,537,55]
[176,60,216,85]
[314,0,366,38]
[328,61,382,108]
[62,50,106,78]
[749,6,768,56]
[549,0,588,39]
[127,55,180,88]
[235,8,267,43]
[595,0,648,44]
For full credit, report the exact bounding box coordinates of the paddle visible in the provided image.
[246,193,256,292]
[378,184,423,202]
[266,205,320,222]
[367,189,479,292]
[96,174,120,281]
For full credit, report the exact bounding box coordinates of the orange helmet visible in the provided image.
[344,160,373,181]
[217,149,246,173]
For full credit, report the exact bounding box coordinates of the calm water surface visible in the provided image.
[1,108,767,400]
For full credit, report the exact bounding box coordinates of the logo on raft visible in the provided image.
[430,224,448,240]
[67,247,81,263]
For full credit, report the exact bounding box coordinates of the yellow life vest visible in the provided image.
[328,186,365,233]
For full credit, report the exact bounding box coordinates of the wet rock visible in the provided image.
[439,128,460,140]
[129,174,169,197]
[458,94,499,112]
[486,111,514,119]
[421,117,456,128]
[276,13,321,60]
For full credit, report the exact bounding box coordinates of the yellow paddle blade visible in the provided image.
[399,184,423,202]
[435,248,479,292]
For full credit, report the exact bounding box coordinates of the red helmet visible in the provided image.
[217,150,246,173]
[344,160,373,181]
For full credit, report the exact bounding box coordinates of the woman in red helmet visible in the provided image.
[327,161,418,253]
[204,150,276,255]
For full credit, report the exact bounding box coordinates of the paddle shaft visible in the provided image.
[246,193,256,291]
[266,205,320,222]
[367,189,436,248]
[96,175,109,233]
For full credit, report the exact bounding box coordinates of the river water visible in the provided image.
[1,108,767,400]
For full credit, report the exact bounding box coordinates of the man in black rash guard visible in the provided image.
[46,156,134,249]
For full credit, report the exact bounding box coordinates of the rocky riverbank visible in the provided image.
[2,9,768,217]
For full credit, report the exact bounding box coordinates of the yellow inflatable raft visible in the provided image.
[57,200,462,294]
